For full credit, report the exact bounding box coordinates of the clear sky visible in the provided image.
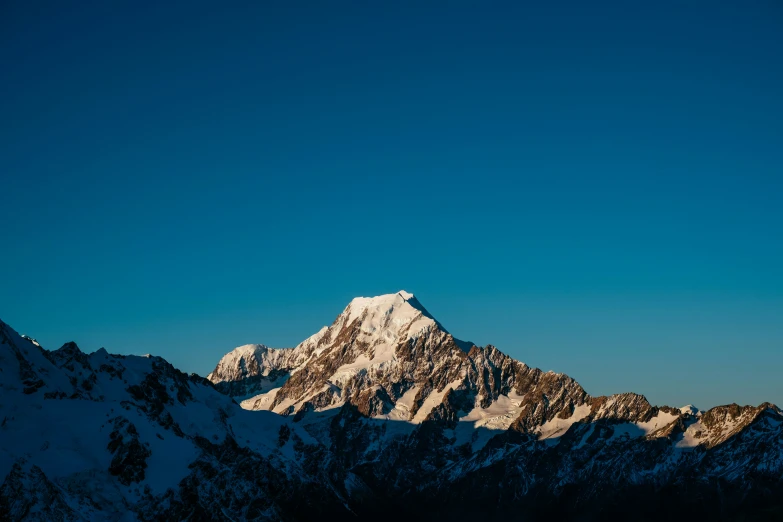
[2,1,782,410]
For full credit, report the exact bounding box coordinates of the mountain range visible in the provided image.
[2,291,782,521]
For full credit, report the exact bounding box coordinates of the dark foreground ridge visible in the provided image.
[2,292,782,521]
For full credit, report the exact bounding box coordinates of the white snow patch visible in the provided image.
[452,392,526,450]
[676,418,706,449]
[680,404,700,415]
[538,404,592,440]
[412,379,463,423]
[241,387,281,410]
[609,411,681,442]
[376,386,421,421]
[636,411,679,434]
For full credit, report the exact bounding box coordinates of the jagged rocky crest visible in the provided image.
[208,291,768,445]
[2,291,782,521]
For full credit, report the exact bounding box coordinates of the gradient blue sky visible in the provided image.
[2,1,782,409]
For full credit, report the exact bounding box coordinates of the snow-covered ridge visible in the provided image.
[208,328,331,386]
[4,293,783,520]
[208,292,781,451]
[205,291,783,458]
[208,343,275,382]
[0,317,330,520]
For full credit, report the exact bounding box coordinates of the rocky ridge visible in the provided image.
[209,291,739,445]
[206,291,783,520]
[2,291,782,521]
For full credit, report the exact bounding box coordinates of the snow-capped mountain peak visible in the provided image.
[342,290,440,343]
[680,404,700,415]
[212,291,473,417]
[208,343,273,381]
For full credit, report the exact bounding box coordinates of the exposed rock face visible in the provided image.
[106,416,151,485]
[3,292,783,521]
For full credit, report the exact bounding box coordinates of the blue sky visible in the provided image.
[2,1,782,409]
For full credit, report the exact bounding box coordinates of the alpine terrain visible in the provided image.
[2,291,782,521]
